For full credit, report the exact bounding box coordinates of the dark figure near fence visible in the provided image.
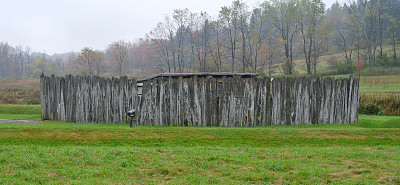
[40,73,359,127]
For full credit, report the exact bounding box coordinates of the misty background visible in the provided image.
[0,0,398,80]
[0,0,342,54]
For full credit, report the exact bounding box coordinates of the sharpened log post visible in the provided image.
[40,74,360,126]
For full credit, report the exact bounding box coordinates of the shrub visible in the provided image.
[360,93,400,116]
[335,60,356,75]
[376,53,399,67]
[0,89,41,105]
[359,102,384,115]
[0,79,41,105]
[326,55,340,71]
[24,90,41,104]
[0,90,19,104]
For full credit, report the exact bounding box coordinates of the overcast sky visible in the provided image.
[0,0,344,54]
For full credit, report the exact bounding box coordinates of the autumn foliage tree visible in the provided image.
[75,47,105,76]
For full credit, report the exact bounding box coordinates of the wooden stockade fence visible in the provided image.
[40,74,360,126]
[40,74,138,124]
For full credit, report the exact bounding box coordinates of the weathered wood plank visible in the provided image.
[40,75,360,127]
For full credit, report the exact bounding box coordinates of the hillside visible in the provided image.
[265,45,400,76]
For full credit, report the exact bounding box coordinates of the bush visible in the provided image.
[326,55,340,71]
[359,102,384,115]
[335,60,356,75]
[0,90,19,104]
[0,89,41,105]
[376,53,399,67]
[24,90,41,104]
[360,93,400,116]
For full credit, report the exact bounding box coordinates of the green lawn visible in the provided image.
[0,105,41,120]
[359,75,400,93]
[0,105,399,184]
[0,114,41,120]
[0,104,41,115]
[331,74,400,94]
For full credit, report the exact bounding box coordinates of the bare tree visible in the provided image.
[267,0,300,75]
[0,43,15,78]
[188,12,211,72]
[14,46,25,78]
[388,17,398,62]
[311,19,332,76]
[298,0,325,75]
[348,0,380,71]
[165,16,178,72]
[107,40,129,76]
[24,47,34,77]
[264,31,281,77]
[376,0,385,58]
[209,20,226,72]
[173,9,190,73]
[329,2,356,61]
[148,22,173,73]
[236,0,250,72]
[219,2,240,72]
[247,4,273,73]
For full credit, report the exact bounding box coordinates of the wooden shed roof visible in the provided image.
[137,73,259,83]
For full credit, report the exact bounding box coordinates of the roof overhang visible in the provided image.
[137,73,259,83]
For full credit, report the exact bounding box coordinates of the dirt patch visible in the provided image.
[0,119,42,124]
[47,172,61,177]
[320,164,342,169]
[327,171,349,178]
[326,169,368,179]
[360,148,381,152]
[238,166,255,171]
[378,176,400,184]
[299,130,368,140]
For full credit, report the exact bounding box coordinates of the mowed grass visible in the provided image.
[0,105,41,115]
[1,145,398,184]
[0,114,41,120]
[0,105,400,184]
[332,74,400,94]
[1,123,400,184]
[0,104,41,120]
[359,75,400,93]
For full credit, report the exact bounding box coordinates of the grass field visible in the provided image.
[331,75,400,116]
[359,75,400,93]
[291,44,400,75]
[330,74,400,94]
[0,105,41,120]
[0,79,40,104]
[0,105,400,184]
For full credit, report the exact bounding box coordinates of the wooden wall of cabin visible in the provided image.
[40,74,359,126]
[137,76,359,126]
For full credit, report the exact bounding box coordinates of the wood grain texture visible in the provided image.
[41,75,360,126]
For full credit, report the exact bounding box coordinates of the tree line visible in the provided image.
[0,41,144,79]
[1,0,399,80]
